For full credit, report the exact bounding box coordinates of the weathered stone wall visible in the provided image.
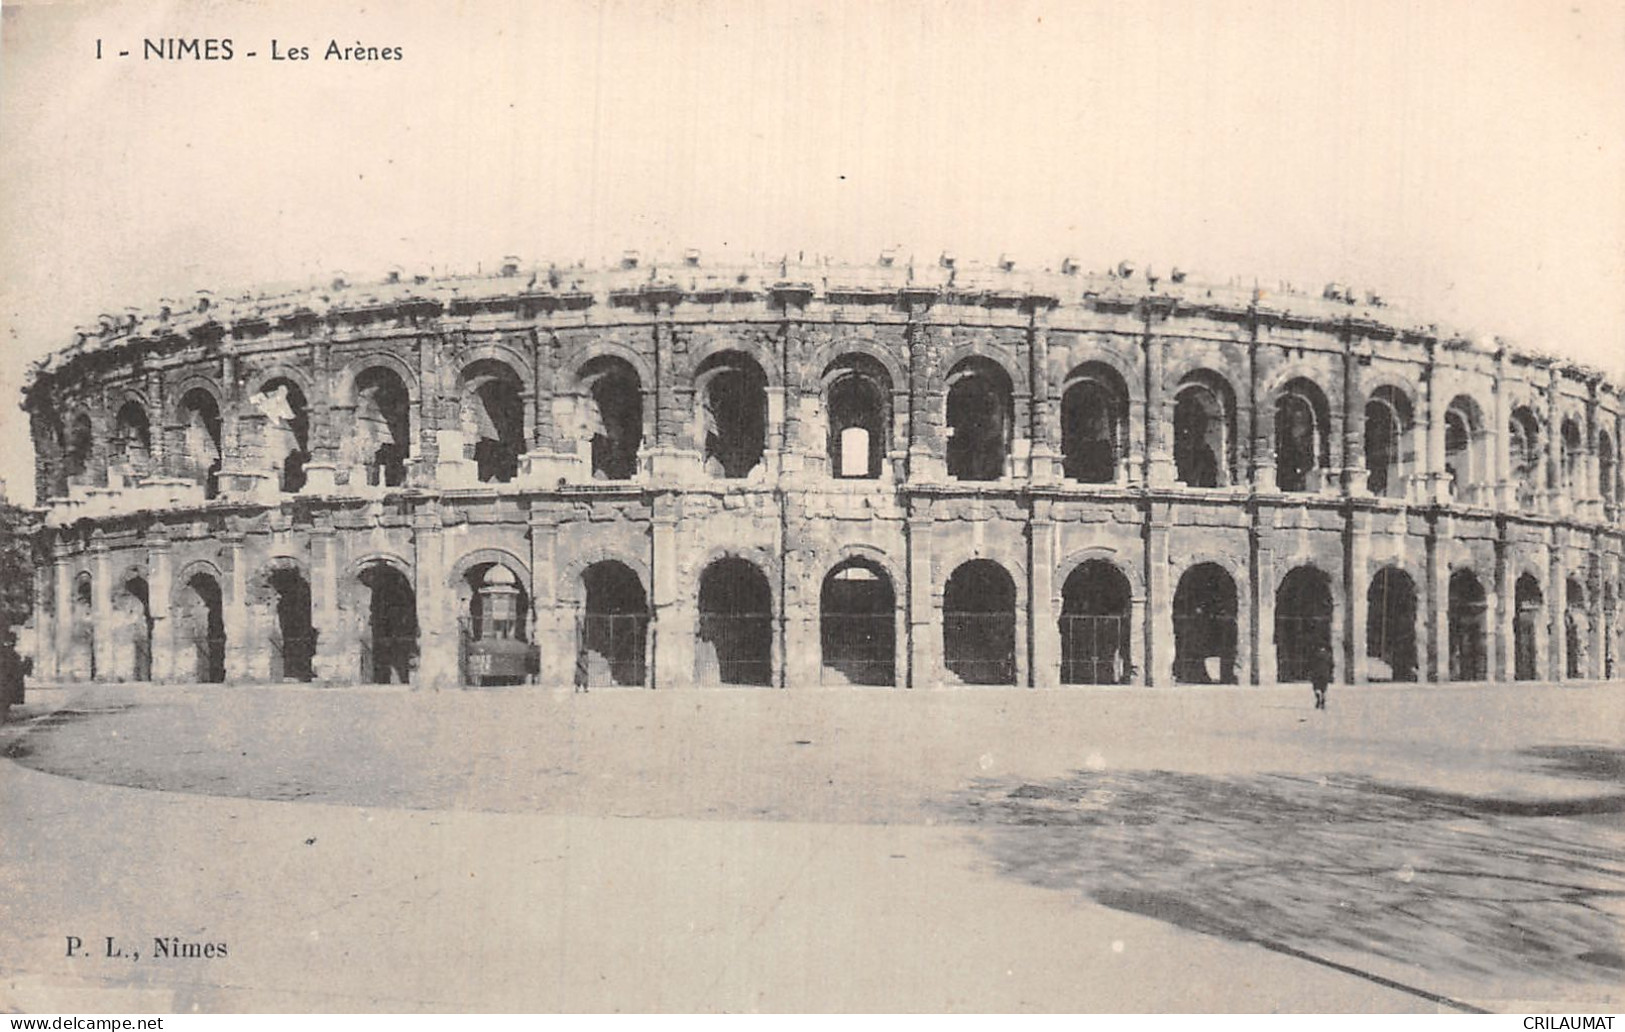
[22,260,1625,688]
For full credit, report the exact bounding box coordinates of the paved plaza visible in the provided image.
[1,680,1622,1012]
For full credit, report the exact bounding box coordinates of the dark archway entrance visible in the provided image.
[461,360,527,484]
[697,353,768,479]
[269,567,315,682]
[697,558,773,685]
[1276,566,1333,683]
[461,563,532,686]
[1514,574,1542,681]
[359,563,417,684]
[354,366,412,487]
[1447,570,1488,681]
[1366,567,1418,682]
[1060,560,1131,684]
[1566,578,1587,680]
[945,359,1012,482]
[820,559,896,686]
[1173,564,1237,684]
[579,561,650,687]
[580,357,643,481]
[180,572,226,683]
[943,560,1016,685]
[119,576,154,682]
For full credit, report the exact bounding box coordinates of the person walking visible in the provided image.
[1311,641,1332,711]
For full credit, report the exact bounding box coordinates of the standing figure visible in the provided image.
[1311,641,1333,710]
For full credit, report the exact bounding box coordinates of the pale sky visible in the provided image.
[2,0,1622,502]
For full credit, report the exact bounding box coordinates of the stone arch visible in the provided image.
[822,352,895,478]
[938,341,1027,394]
[808,336,909,398]
[560,338,656,392]
[250,555,314,682]
[686,543,783,606]
[453,341,536,386]
[458,357,529,483]
[694,350,771,478]
[1444,393,1491,501]
[573,354,645,480]
[1446,565,1490,681]
[165,374,224,425]
[687,335,783,388]
[696,554,776,686]
[1365,383,1418,499]
[819,554,898,686]
[1172,368,1238,487]
[557,547,653,607]
[1508,405,1544,505]
[243,362,316,402]
[331,351,421,406]
[1060,361,1132,484]
[1275,564,1336,682]
[944,356,1015,481]
[446,547,532,590]
[1050,339,1142,405]
[1055,546,1145,608]
[1269,376,1334,492]
[942,558,1018,685]
[1366,564,1420,682]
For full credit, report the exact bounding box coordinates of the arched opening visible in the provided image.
[945,358,1013,482]
[1366,567,1418,683]
[63,413,93,483]
[1276,566,1333,683]
[461,562,532,686]
[1173,563,1237,684]
[255,379,311,494]
[1364,386,1414,499]
[1173,373,1234,488]
[112,402,152,476]
[1514,573,1542,681]
[1561,419,1584,497]
[1274,379,1330,493]
[696,352,768,479]
[824,356,891,480]
[178,572,225,683]
[1510,407,1542,507]
[179,389,223,499]
[70,573,95,681]
[819,559,896,685]
[696,557,773,685]
[268,567,314,682]
[1059,560,1131,684]
[353,367,412,487]
[460,360,527,484]
[359,563,416,684]
[1565,577,1588,679]
[942,560,1016,684]
[1444,396,1487,502]
[580,356,643,481]
[579,561,650,687]
[1600,431,1617,505]
[1061,364,1129,484]
[1447,569,1488,682]
[117,576,153,682]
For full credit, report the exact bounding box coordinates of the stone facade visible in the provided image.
[21,257,1625,689]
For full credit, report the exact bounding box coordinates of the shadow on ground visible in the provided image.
[940,766,1625,1001]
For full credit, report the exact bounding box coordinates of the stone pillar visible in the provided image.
[1148,502,1174,686]
[148,537,174,683]
[1255,509,1278,686]
[309,524,342,681]
[1128,597,1146,686]
[1495,351,1513,509]
[527,504,565,686]
[1029,502,1060,688]
[906,502,937,688]
[1495,541,1514,683]
[46,550,70,682]
[1547,538,1564,681]
[651,495,689,689]
[906,317,943,483]
[1342,341,1369,496]
[1544,366,1561,515]
[1605,553,1620,679]
[221,532,252,682]
[1425,535,1444,683]
[1425,352,1448,504]
[414,511,457,690]
[1145,336,1174,487]
[1348,509,1370,685]
[1251,337,1276,493]
[1028,312,1058,485]
[90,537,112,681]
